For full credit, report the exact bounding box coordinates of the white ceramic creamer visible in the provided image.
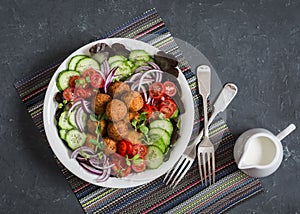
[233,124,296,177]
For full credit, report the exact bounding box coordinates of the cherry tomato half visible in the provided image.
[142,104,158,119]
[63,87,75,101]
[159,99,177,118]
[82,68,98,78]
[132,144,147,157]
[68,75,80,88]
[125,141,133,157]
[90,73,105,88]
[163,81,177,97]
[74,87,88,99]
[159,99,177,112]
[131,158,146,173]
[109,153,131,177]
[159,106,174,118]
[149,82,165,99]
[117,140,127,156]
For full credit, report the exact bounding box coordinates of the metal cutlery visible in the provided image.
[163,64,238,187]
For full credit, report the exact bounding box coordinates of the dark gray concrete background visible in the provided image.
[1,0,299,213]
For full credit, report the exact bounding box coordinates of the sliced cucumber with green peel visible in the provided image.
[108,55,127,64]
[56,70,80,91]
[149,120,174,135]
[134,60,148,67]
[148,134,166,153]
[59,129,67,140]
[68,55,87,70]
[68,110,77,128]
[65,129,86,150]
[110,61,132,77]
[124,60,135,68]
[75,57,100,73]
[129,50,151,62]
[145,145,164,169]
[58,111,73,130]
[149,128,171,147]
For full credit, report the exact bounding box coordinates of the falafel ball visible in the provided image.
[86,118,107,136]
[123,111,139,124]
[103,137,117,154]
[108,81,130,98]
[107,121,128,141]
[126,130,142,145]
[93,93,112,115]
[85,134,97,151]
[121,90,144,112]
[106,99,128,121]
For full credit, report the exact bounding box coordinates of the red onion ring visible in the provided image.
[134,65,152,73]
[147,61,161,70]
[75,107,85,132]
[79,162,103,175]
[81,100,92,114]
[71,146,96,159]
[101,60,110,76]
[104,67,118,93]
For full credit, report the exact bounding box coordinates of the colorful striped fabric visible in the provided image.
[14,8,263,213]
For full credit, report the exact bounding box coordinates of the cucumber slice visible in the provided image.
[68,55,88,70]
[149,128,171,147]
[124,60,135,68]
[68,110,76,128]
[129,50,151,62]
[56,70,80,91]
[59,129,67,140]
[65,129,86,150]
[110,61,132,77]
[145,145,164,169]
[148,135,166,153]
[134,60,148,67]
[58,111,73,130]
[68,108,88,130]
[108,55,127,64]
[149,120,174,135]
[75,57,100,73]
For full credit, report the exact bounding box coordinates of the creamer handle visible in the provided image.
[276,124,296,141]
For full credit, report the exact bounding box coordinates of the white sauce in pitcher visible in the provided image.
[242,136,276,165]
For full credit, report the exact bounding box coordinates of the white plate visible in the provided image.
[43,38,194,188]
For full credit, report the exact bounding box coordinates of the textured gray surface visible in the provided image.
[1,0,299,213]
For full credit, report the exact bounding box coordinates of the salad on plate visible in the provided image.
[52,41,188,183]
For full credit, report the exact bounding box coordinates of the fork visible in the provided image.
[197,65,214,185]
[163,69,238,188]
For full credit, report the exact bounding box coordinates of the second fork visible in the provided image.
[197,65,215,185]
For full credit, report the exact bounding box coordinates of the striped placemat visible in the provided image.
[14,8,263,213]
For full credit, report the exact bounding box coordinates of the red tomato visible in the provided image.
[90,73,105,88]
[85,88,95,98]
[160,99,177,112]
[142,104,155,119]
[132,158,146,173]
[74,87,89,99]
[159,98,177,118]
[132,144,147,157]
[82,68,98,78]
[68,75,80,88]
[109,153,131,177]
[125,141,133,157]
[159,106,174,118]
[149,82,165,99]
[163,81,177,97]
[117,140,127,156]
[63,87,75,101]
